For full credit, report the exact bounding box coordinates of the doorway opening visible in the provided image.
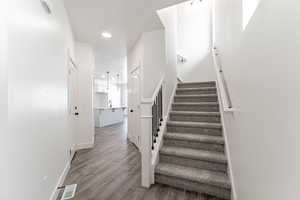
[67,55,79,162]
[128,66,141,149]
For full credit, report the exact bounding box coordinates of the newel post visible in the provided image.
[140,101,154,187]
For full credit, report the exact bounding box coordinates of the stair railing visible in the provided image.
[212,47,234,111]
[140,75,165,188]
[151,86,163,150]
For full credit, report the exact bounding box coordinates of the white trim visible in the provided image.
[75,142,94,150]
[70,144,76,162]
[139,74,165,187]
[140,98,153,104]
[215,80,237,200]
[165,83,178,123]
[67,48,77,70]
[141,75,165,104]
[224,108,235,112]
[212,48,234,112]
[140,103,153,188]
[49,162,71,200]
[130,65,140,74]
[69,56,78,70]
[140,115,152,119]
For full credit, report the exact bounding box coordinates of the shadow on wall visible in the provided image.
[177,53,214,82]
[214,0,300,199]
[242,0,261,31]
[176,0,215,82]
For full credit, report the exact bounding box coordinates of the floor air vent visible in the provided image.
[61,184,77,200]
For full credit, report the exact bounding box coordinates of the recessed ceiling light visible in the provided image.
[101,32,112,39]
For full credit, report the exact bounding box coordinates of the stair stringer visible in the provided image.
[215,80,237,200]
[150,82,178,184]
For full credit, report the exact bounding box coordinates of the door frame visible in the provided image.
[128,65,142,149]
[67,54,79,162]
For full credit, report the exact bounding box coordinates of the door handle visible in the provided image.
[75,112,79,116]
[130,109,134,113]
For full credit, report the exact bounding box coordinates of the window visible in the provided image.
[243,0,261,30]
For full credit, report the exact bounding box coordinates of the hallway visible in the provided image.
[59,122,222,200]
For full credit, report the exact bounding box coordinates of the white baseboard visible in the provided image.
[49,162,71,200]
[215,80,237,200]
[49,141,94,200]
[75,142,94,150]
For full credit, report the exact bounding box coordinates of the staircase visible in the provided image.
[155,81,231,200]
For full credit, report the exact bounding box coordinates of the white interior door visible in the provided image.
[67,59,79,161]
[128,67,141,149]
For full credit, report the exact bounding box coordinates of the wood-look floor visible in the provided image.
[58,121,220,200]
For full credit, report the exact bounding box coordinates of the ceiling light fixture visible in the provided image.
[190,0,202,5]
[101,32,112,39]
[40,0,52,14]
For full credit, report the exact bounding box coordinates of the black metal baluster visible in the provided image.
[157,89,160,127]
[151,102,155,150]
[154,100,158,141]
[156,96,159,136]
[151,86,163,151]
[159,86,163,123]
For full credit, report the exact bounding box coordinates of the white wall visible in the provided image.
[176,1,215,82]
[94,50,128,108]
[127,27,177,110]
[93,78,123,108]
[94,53,128,83]
[128,37,144,74]
[93,92,108,108]
[127,28,178,146]
[213,0,300,199]
[127,36,143,144]
[121,58,128,107]
[0,5,7,132]
[75,43,95,149]
[127,34,144,102]
[120,83,128,107]
[1,0,75,199]
[157,6,178,116]
[142,30,166,97]
[0,7,9,200]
